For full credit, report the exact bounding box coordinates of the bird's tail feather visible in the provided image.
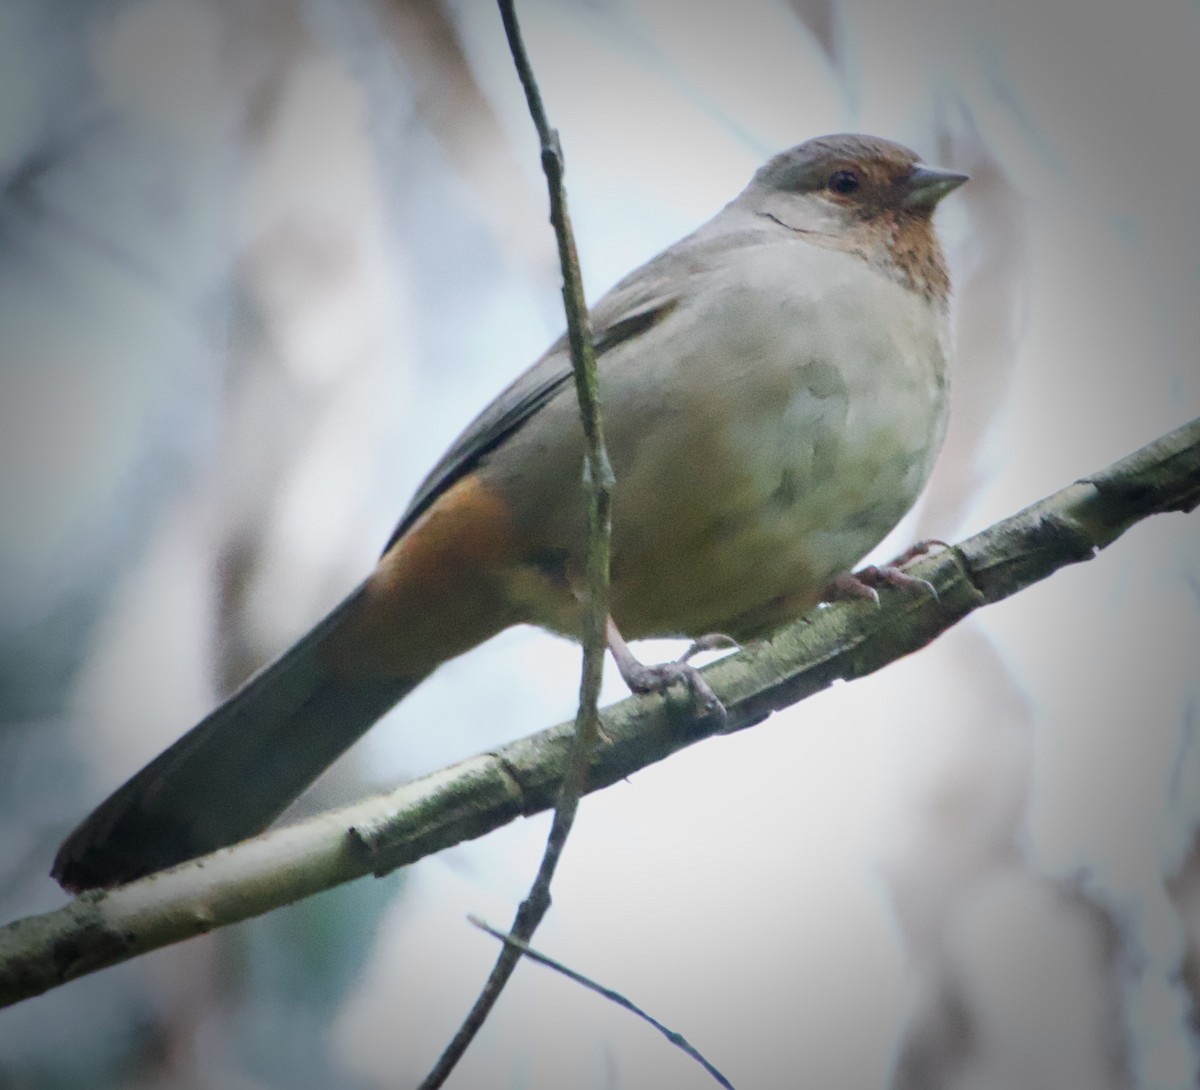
[52,583,421,892]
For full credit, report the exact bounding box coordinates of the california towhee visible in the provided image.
[53,133,966,891]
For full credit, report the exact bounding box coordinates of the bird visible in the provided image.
[52,133,967,892]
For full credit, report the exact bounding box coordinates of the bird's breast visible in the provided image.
[607,243,951,638]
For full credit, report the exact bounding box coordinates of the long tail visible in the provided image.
[52,582,423,892]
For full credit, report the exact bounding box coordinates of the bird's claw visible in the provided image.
[676,632,739,663]
[606,618,728,719]
[826,561,939,606]
[621,659,725,719]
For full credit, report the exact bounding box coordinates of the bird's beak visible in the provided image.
[902,164,969,211]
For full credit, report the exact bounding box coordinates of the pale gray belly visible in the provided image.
[605,358,947,638]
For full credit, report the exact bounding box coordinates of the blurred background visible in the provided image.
[1,0,1198,1087]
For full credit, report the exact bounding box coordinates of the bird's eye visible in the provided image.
[828,169,861,195]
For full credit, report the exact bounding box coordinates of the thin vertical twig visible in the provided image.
[417,2,613,1085]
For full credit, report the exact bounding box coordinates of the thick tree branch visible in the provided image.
[2,415,1198,1009]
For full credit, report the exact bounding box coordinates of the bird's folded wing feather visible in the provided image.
[381,214,776,554]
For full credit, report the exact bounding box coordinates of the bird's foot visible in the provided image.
[606,619,734,718]
[826,542,945,606]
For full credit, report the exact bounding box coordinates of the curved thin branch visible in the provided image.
[417,3,614,1086]
[1,414,1198,1009]
[469,916,735,1089]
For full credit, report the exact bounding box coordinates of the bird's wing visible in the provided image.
[381,214,776,555]
[381,283,682,554]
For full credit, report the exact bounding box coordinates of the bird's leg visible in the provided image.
[605,618,732,718]
[825,540,947,605]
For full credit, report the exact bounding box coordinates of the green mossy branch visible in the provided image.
[1,415,1197,1009]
